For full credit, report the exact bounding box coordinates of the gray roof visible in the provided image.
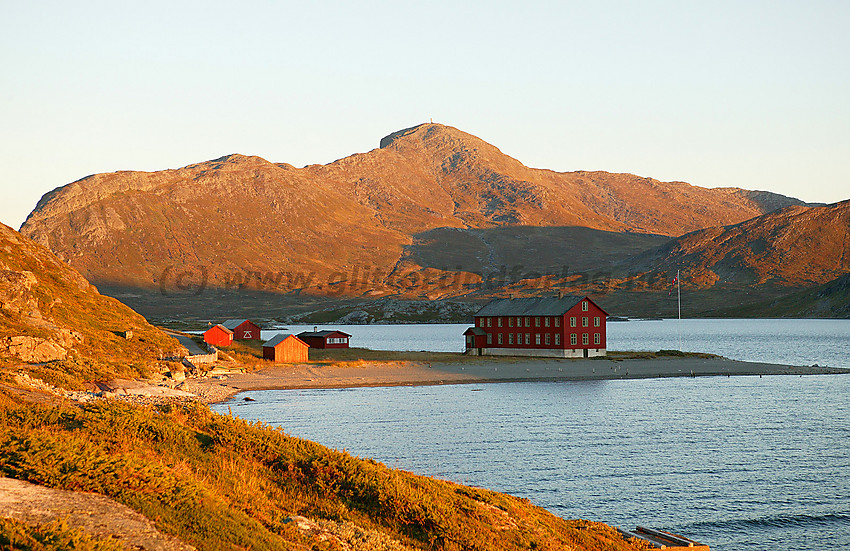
[263,333,301,347]
[463,327,487,336]
[298,330,351,338]
[222,319,254,330]
[474,296,587,317]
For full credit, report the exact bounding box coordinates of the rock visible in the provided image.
[169,370,186,383]
[2,335,67,362]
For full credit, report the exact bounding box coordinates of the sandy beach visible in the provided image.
[180,355,850,403]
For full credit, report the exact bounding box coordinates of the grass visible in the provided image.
[0,518,126,551]
[0,390,644,551]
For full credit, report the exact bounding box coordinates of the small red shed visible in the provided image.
[297,329,351,349]
[222,319,262,340]
[262,334,309,363]
[463,327,487,351]
[204,324,233,347]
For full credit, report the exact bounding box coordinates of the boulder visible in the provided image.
[2,336,67,362]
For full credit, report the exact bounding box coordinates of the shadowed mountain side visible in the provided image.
[717,272,850,318]
[21,123,818,298]
[407,226,672,277]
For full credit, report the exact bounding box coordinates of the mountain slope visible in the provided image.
[0,222,182,385]
[625,200,850,288]
[20,123,815,299]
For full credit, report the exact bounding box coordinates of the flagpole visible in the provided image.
[677,269,682,351]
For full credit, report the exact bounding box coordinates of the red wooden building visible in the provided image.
[222,319,262,341]
[296,329,351,349]
[262,334,309,363]
[464,295,608,358]
[204,324,234,347]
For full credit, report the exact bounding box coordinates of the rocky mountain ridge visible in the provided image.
[20,123,822,307]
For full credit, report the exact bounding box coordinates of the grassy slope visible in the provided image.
[0,223,182,388]
[0,392,644,551]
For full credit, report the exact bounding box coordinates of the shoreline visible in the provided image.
[179,355,850,403]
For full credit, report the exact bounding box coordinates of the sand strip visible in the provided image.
[181,356,850,403]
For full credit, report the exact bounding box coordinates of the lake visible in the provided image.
[268,318,850,368]
[218,319,850,551]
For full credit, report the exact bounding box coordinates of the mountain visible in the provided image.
[0,222,181,385]
[626,200,850,288]
[21,123,816,306]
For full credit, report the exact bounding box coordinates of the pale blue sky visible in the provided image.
[2,0,848,230]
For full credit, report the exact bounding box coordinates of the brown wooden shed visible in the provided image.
[262,334,309,363]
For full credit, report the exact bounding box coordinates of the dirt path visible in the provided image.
[0,477,195,550]
[162,329,205,356]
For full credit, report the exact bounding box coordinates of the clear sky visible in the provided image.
[2,0,848,230]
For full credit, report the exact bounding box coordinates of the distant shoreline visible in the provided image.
[180,355,850,403]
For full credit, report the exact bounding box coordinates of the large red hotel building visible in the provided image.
[464,295,608,358]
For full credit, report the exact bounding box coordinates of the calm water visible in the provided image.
[216,377,850,551]
[221,320,850,550]
[268,319,850,368]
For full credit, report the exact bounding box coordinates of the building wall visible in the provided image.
[203,327,232,347]
[233,321,261,340]
[264,337,308,363]
[473,301,606,352]
[468,347,607,358]
[301,335,350,349]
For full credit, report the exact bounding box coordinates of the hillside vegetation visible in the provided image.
[0,223,182,387]
[0,391,644,551]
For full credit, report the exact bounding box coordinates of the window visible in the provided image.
[582,334,589,345]
[487,333,492,344]
[509,317,514,328]
[498,333,503,344]
[570,333,577,345]
[517,317,522,326]
[594,333,601,345]
[594,316,600,327]
[525,317,531,327]
[570,317,576,327]
[517,333,522,344]
[487,318,492,327]
[535,317,541,327]
[478,318,483,327]
[545,317,550,327]
[582,317,589,327]
[525,333,531,345]
[555,334,561,345]
[327,337,348,344]
[545,334,551,345]
[498,317,503,327]
[554,317,560,327]
[508,333,514,345]
[582,301,589,311]
[535,334,541,345]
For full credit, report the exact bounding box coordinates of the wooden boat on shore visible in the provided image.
[617,526,709,550]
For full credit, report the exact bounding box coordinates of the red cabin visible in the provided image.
[204,324,233,347]
[222,319,262,341]
[262,334,309,363]
[296,329,351,349]
[463,295,608,358]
